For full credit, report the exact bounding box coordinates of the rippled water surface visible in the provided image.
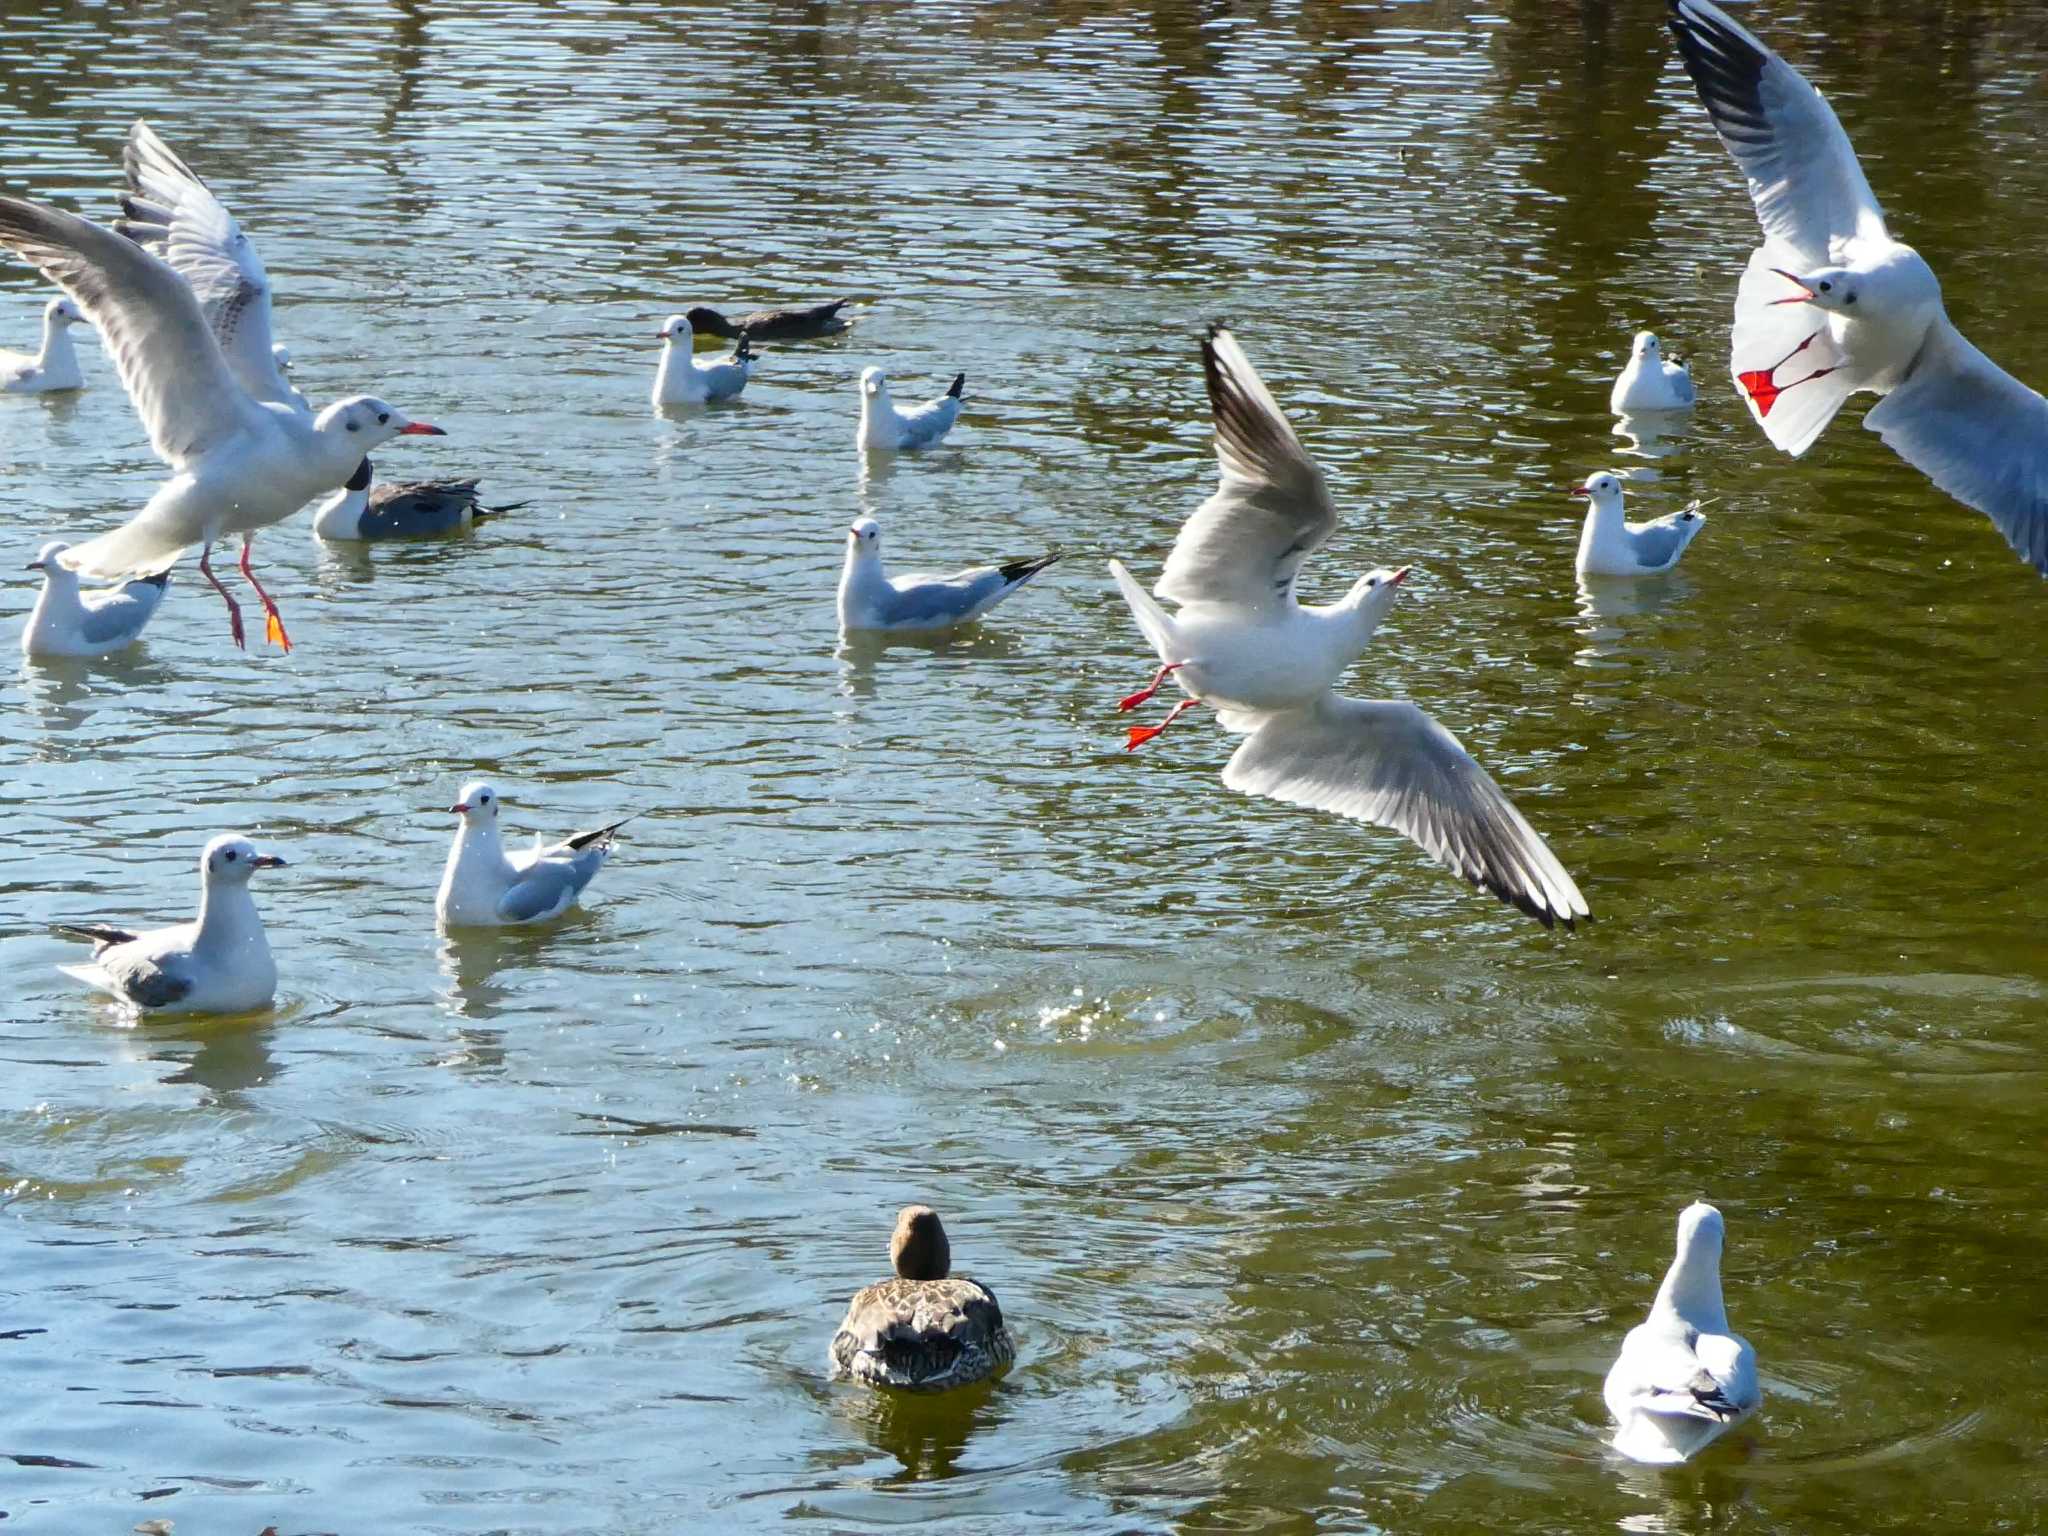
[3,1,2047,1531]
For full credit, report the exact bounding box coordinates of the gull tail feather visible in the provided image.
[59,520,191,581]
[1108,558,1178,663]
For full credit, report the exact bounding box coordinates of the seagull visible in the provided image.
[1669,0,2048,575]
[22,539,169,657]
[1604,1202,1761,1464]
[268,341,311,413]
[1,295,86,393]
[685,298,853,342]
[436,780,629,928]
[0,195,444,653]
[652,316,754,405]
[1571,472,1707,577]
[56,833,287,1014]
[312,457,528,540]
[838,516,1059,633]
[1610,331,1695,414]
[1107,326,1590,929]
[857,366,963,452]
[828,1205,1014,1392]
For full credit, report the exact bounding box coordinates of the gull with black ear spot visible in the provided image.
[857,365,964,452]
[652,314,754,405]
[22,538,170,657]
[837,515,1058,633]
[1,295,86,393]
[1569,472,1706,577]
[1669,0,2048,574]
[437,779,631,928]
[56,833,288,1015]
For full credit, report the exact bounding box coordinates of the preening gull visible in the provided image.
[858,366,963,452]
[1610,331,1695,414]
[653,315,754,405]
[0,184,443,652]
[838,516,1058,632]
[1670,0,2048,574]
[312,457,528,541]
[1,296,85,394]
[686,298,852,342]
[1107,326,1589,929]
[1571,472,1706,577]
[57,833,286,1014]
[828,1205,1014,1392]
[22,539,168,657]
[437,780,629,928]
[1604,1201,1761,1464]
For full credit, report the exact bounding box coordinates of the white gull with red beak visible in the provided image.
[437,780,630,928]
[1,295,86,393]
[1670,0,2048,574]
[1570,472,1706,577]
[56,834,288,1014]
[1107,326,1589,929]
[653,314,754,405]
[22,539,169,657]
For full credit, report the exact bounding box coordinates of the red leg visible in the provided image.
[1125,697,1199,752]
[1118,661,1183,712]
[1738,329,1839,419]
[238,534,291,652]
[199,541,246,650]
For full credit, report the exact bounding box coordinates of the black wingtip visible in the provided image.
[134,569,172,591]
[946,372,965,399]
[566,815,635,852]
[997,551,1061,584]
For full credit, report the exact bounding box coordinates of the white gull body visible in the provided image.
[1610,330,1695,414]
[56,834,286,1014]
[0,146,444,652]
[653,314,753,405]
[837,516,1058,632]
[1604,1202,1761,1464]
[436,780,629,928]
[857,366,963,452]
[1572,472,1706,577]
[1107,326,1589,929]
[22,539,169,657]
[1,296,85,393]
[1670,0,2048,574]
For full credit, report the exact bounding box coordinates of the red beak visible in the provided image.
[449,802,469,813]
[1388,566,1410,585]
[1568,485,1591,498]
[398,421,446,436]
[1768,268,1815,306]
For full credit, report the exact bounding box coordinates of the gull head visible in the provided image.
[847,516,882,558]
[319,395,445,448]
[1675,1201,1725,1261]
[201,833,287,886]
[1630,330,1661,359]
[657,313,693,343]
[1768,265,1859,313]
[889,1205,951,1282]
[1571,471,1625,509]
[860,366,888,400]
[449,780,502,824]
[272,343,294,375]
[47,297,84,328]
[1345,564,1409,625]
[26,539,72,577]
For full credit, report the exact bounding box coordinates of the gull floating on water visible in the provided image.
[22,539,168,657]
[686,298,852,342]
[1571,472,1706,577]
[1670,0,2048,574]
[312,457,528,540]
[0,157,443,653]
[653,315,754,405]
[1108,326,1589,929]
[437,780,629,928]
[1,295,85,393]
[838,516,1058,632]
[1604,1202,1761,1464]
[268,341,312,414]
[828,1205,1014,1392]
[1610,331,1695,414]
[858,366,963,452]
[56,833,287,1014]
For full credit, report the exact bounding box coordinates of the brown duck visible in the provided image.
[685,298,853,343]
[828,1206,1014,1391]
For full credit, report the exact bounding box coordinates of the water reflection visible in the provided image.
[834,626,1026,699]
[831,1375,1009,1483]
[1611,410,1690,462]
[1572,571,1697,669]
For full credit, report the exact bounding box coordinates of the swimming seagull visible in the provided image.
[269,342,311,414]
[1570,472,1707,577]
[1610,331,1695,414]
[1604,1202,1761,1464]
[1108,326,1590,929]
[857,366,963,452]
[22,539,169,657]
[0,196,444,653]
[653,316,754,405]
[56,834,287,1014]
[436,780,630,928]
[828,1205,1015,1392]
[1,295,86,393]
[685,298,853,342]
[312,458,528,541]
[838,516,1059,633]
[1669,0,2048,575]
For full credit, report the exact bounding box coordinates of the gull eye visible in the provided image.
[1818,280,1832,293]
[225,850,237,862]
[377,412,390,425]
